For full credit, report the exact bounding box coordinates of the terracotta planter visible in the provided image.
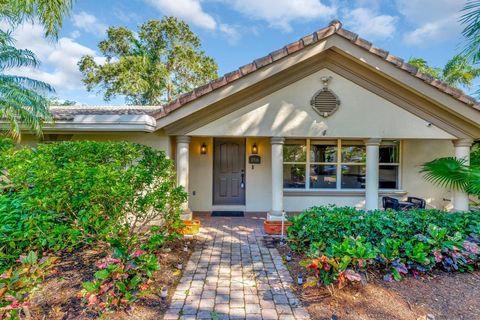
[178,219,201,235]
[263,220,292,235]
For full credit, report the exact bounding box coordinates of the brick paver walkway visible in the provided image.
[164,213,311,320]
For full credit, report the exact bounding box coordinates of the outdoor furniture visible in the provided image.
[407,196,426,209]
[382,196,414,211]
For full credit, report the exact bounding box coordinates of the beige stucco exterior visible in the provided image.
[188,68,454,139]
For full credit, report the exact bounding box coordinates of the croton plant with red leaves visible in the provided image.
[0,252,57,319]
[80,246,160,312]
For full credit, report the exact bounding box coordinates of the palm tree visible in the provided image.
[442,55,480,89]
[0,0,74,38]
[0,30,53,141]
[461,0,480,63]
[407,58,442,79]
[421,150,480,198]
[407,55,480,89]
[0,0,74,140]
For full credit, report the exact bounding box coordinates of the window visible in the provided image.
[341,141,366,189]
[283,139,400,190]
[283,140,306,189]
[310,141,337,189]
[379,141,400,189]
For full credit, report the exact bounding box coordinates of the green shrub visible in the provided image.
[0,140,187,269]
[288,206,480,287]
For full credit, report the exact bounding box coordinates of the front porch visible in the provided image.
[175,136,473,220]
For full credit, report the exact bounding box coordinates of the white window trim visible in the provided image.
[283,138,402,192]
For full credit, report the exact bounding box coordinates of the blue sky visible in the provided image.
[8,0,472,105]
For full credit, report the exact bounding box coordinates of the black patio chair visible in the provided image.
[407,196,426,209]
[382,196,413,211]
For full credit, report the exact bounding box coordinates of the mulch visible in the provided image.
[276,242,480,320]
[27,237,195,320]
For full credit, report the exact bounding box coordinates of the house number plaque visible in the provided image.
[249,155,261,164]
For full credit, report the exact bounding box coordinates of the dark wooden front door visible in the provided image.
[213,138,246,205]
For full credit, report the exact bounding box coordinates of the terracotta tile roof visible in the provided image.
[51,20,479,122]
[155,19,480,119]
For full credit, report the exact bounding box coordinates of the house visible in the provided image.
[22,20,480,219]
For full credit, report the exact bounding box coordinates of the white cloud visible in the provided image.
[227,0,337,32]
[219,24,241,45]
[144,0,217,30]
[69,30,81,39]
[396,0,464,46]
[343,8,397,40]
[5,22,101,91]
[72,11,107,36]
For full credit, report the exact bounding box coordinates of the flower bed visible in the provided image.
[287,206,480,288]
[0,140,188,317]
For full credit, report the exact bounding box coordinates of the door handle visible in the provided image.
[240,170,245,189]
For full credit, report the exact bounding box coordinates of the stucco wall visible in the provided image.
[188,137,213,212]
[402,139,454,210]
[188,68,455,140]
[246,138,272,212]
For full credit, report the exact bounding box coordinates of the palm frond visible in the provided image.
[0,74,54,93]
[4,0,74,38]
[421,157,470,191]
[465,168,480,196]
[0,81,53,140]
[461,1,480,63]
[442,54,480,88]
[0,45,39,70]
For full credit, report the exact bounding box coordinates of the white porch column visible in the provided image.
[365,138,381,211]
[452,138,473,212]
[176,136,192,219]
[268,137,285,220]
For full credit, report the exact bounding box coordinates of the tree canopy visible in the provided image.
[78,17,218,105]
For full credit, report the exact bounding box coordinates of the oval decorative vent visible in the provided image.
[310,76,340,118]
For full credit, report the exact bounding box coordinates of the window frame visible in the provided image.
[308,139,338,189]
[282,139,307,189]
[378,141,401,189]
[283,139,401,192]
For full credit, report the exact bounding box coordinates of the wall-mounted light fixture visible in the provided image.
[200,142,207,155]
[251,143,258,155]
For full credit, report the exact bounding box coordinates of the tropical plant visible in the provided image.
[0,0,74,38]
[407,58,442,79]
[407,55,480,89]
[0,251,58,319]
[81,245,160,312]
[289,206,480,288]
[421,157,480,197]
[78,17,218,105]
[461,0,480,63]
[0,31,54,140]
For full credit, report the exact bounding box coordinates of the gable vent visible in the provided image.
[310,88,340,117]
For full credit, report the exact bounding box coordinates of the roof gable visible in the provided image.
[156,20,479,122]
